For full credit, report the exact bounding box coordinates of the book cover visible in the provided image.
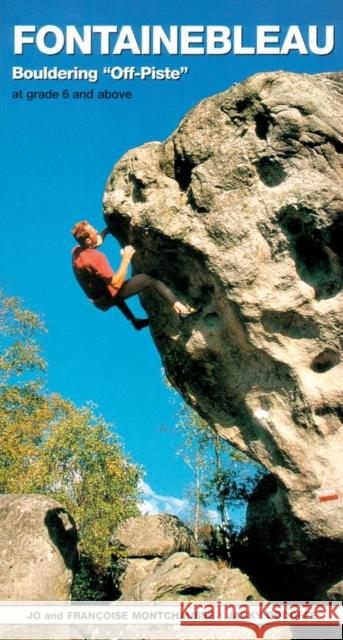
[1,1,342,638]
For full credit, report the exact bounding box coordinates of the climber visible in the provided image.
[71,220,197,330]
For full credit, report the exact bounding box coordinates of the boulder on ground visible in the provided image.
[0,494,77,600]
[212,567,262,600]
[122,552,218,600]
[114,513,197,558]
[118,558,161,595]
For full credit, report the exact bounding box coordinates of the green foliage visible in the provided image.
[199,523,237,562]
[0,292,142,595]
[10,396,141,567]
[173,399,265,556]
[0,292,46,382]
[71,556,119,600]
[173,405,214,541]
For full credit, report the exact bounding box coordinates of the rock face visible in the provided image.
[0,495,78,600]
[326,580,343,600]
[116,514,261,601]
[119,558,161,595]
[114,513,197,557]
[121,553,260,601]
[123,552,218,600]
[212,567,262,601]
[104,71,343,597]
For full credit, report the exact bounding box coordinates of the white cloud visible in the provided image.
[139,480,189,517]
[138,481,221,528]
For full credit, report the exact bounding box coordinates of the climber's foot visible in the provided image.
[179,307,200,320]
[132,318,150,331]
[173,301,199,319]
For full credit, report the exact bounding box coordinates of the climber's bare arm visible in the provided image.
[110,245,135,288]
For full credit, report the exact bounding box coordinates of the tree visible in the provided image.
[174,403,214,543]
[174,400,265,559]
[0,291,46,383]
[0,395,141,565]
[0,292,142,595]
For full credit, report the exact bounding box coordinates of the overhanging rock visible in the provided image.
[104,71,343,597]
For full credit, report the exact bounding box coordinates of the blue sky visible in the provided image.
[1,0,342,517]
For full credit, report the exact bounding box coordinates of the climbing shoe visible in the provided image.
[179,307,199,320]
[132,318,150,331]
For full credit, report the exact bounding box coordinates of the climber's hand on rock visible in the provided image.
[121,245,135,261]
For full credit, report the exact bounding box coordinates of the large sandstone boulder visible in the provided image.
[245,474,343,598]
[115,515,262,601]
[0,495,77,600]
[104,71,343,597]
[114,513,196,557]
[121,552,218,600]
[118,558,161,595]
[326,580,343,600]
[212,567,262,601]
[120,552,262,601]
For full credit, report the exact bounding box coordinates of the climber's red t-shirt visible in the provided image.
[72,246,120,310]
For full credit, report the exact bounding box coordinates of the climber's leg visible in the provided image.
[114,297,150,331]
[116,274,197,317]
[116,274,178,306]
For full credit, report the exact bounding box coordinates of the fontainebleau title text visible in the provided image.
[14,24,335,56]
